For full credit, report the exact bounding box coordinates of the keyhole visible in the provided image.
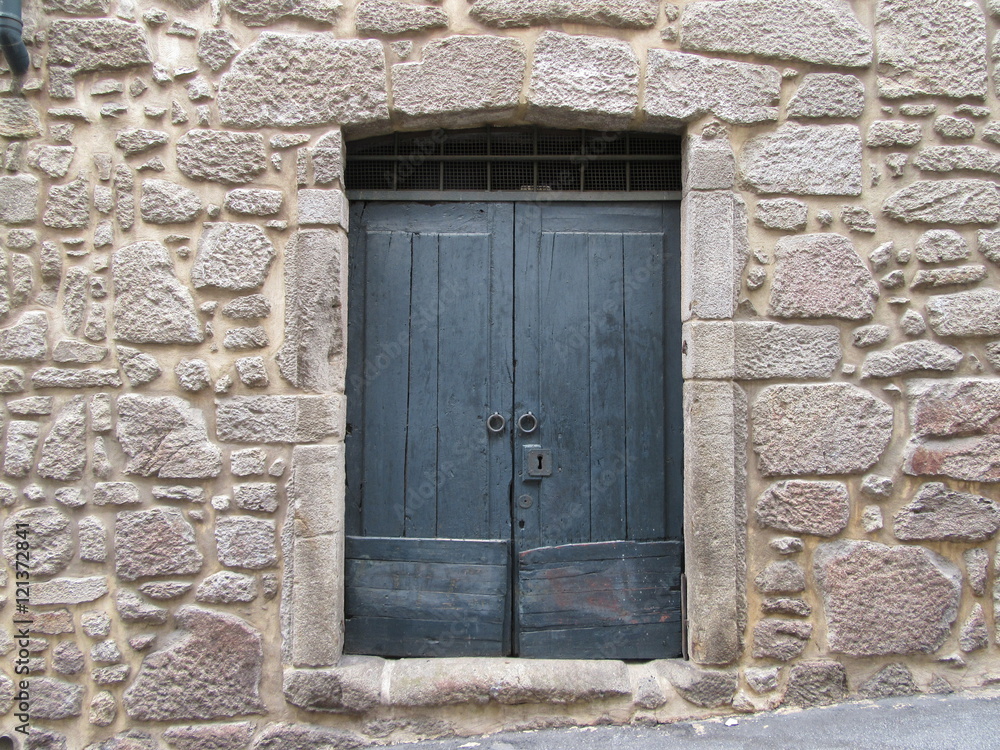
[536,454,544,470]
[518,519,525,528]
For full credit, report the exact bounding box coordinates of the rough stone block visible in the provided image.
[224,189,283,216]
[283,659,384,713]
[191,223,276,291]
[31,576,108,605]
[216,396,343,443]
[219,34,388,128]
[683,191,749,320]
[752,384,893,476]
[904,434,1000,482]
[894,482,1000,542]
[177,130,267,185]
[908,378,1000,437]
[783,662,848,707]
[768,234,878,320]
[216,516,277,569]
[115,508,203,581]
[755,198,807,231]
[0,175,40,224]
[755,480,850,537]
[297,189,348,228]
[686,135,735,191]
[112,241,202,344]
[291,445,344,538]
[659,661,736,708]
[916,145,1000,174]
[875,0,988,99]
[861,341,963,378]
[291,535,344,667]
[740,124,863,196]
[926,289,1000,336]
[527,32,639,129]
[0,311,48,361]
[116,395,222,478]
[683,382,747,665]
[884,180,1000,224]
[645,51,780,126]
[47,19,152,73]
[391,36,525,126]
[681,0,872,67]
[752,619,812,661]
[356,0,447,34]
[124,607,264,720]
[1,508,72,577]
[787,74,865,119]
[469,0,657,28]
[814,540,960,655]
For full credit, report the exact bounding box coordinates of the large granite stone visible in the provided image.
[754,561,805,594]
[112,241,202,344]
[894,482,1000,542]
[177,130,267,185]
[859,663,919,698]
[644,50,780,125]
[116,346,162,386]
[140,179,203,224]
[908,378,1000,436]
[814,540,961,655]
[250,724,365,750]
[0,311,49,361]
[191,223,276,291]
[283,659,384,714]
[4,421,38,477]
[926,289,1000,336]
[732,323,841,379]
[277,230,343,391]
[883,180,1000,224]
[124,607,264,720]
[224,189,283,216]
[527,32,638,128]
[752,619,812,661]
[752,384,893,476]
[43,175,90,229]
[755,481,850,537]
[31,576,108,605]
[198,29,241,72]
[227,0,340,25]
[2,508,73,577]
[468,0,658,28]
[904,435,1000,482]
[162,723,256,750]
[47,19,152,73]
[115,394,222,478]
[27,678,83,719]
[787,73,865,119]
[915,145,1000,174]
[740,125,862,195]
[0,175,40,224]
[875,0,988,99]
[37,395,87,481]
[681,0,872,67]
[195,571,257,604]
[768,233,878,320]
[356,0,447,34]
[861,341,963,378]
[216,396,342,443]
[219,34,389,128]
[115,508,203,581]
[0,99,42,139]
[683,191,749,319]
[215,516,277,569]
[659,662,736,708]
[783,662,848,707]
[392,36,525,125]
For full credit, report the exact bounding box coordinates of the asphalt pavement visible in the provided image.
[394,689,1000,749]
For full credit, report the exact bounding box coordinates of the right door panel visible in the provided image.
[513,202,683,658]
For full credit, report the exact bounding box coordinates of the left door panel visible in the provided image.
[345,202,514,657]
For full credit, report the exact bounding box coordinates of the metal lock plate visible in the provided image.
[523,446,553,478]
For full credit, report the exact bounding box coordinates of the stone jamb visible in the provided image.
[282,127,750,705]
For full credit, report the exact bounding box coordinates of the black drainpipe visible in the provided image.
[0,0,29,77]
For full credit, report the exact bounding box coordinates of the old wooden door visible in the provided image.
[345,200,682,659]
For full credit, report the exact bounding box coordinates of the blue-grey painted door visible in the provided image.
[345,201,681,659]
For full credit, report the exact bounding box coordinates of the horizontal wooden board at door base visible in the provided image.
[517,540,683,659]
[344,536,510,657]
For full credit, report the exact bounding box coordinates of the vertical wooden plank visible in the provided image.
[536,229,592,546]
[345,203,367,537]
[624,229,667,541]
[403,232,440,537]
[513,202,542,554]
[587,232,627,542]
[361,230,412,537]
[436,229,492,539]
[663,202,684,540]
[488,204,515,542]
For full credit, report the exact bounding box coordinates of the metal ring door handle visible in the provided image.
[487,412,506,434]
[518,412,538,434]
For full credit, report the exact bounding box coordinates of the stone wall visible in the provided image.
[2,0,1000,747]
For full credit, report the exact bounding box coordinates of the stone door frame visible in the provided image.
[281,128,750,702]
